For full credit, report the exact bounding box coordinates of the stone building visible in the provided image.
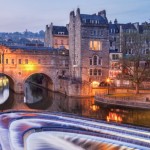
[108,21,138,81]
[109,50,122,80]
[44,23,69,49]
[69,8,110,87]
[109,21,150,87]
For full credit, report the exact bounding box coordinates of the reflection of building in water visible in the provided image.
[0,75,9,105]
[78,98,102,119]
[106,107,150,127]
[106,108,128,123]
[0,75,9,87]
[24,83,42,104]
[24,82,53,110]
[107,112,122,122]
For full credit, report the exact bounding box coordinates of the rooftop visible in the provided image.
[52,26,68,35]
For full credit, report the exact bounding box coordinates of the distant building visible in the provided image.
[44,23,69,49]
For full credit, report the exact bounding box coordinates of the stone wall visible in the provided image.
[0,46,69,94]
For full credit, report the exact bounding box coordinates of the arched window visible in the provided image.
[93,55,98,65]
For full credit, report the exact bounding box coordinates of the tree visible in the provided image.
[119,30,150,94]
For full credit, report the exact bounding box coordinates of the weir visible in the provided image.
[0,111,150,150]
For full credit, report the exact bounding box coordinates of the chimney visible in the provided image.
[76,8,80,16]
[70,10,75,17]
[114,19,118,24]
[98,10,106,18]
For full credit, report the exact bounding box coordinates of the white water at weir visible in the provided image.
[26,132,135,150]
[9,117,150,149]
[0,111,150,150]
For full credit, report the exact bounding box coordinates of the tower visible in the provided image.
[69,8,110,85]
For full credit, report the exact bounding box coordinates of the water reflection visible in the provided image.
[0,75,14,110]
[107,112,123,123]
[0,81,150,127]
[24,82,52,109]
[0,75,10,104]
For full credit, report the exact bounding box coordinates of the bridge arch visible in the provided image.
[23,72,54,91]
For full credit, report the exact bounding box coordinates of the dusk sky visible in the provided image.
[0,0,150,32]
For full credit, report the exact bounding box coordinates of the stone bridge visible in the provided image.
[0,45,70,94]
[0,45,94,97]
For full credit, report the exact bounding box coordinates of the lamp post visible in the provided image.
[106,78,110,95]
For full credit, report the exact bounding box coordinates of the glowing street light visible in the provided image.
[91,81,99,88]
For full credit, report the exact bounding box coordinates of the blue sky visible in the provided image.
[0,0,149,32]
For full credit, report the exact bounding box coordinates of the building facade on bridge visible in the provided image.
[0,45,70,94]
[44,23,69,49]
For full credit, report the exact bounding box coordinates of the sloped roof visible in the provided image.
[117,23,136,30]
[109,24,119,33]
[52,26,68,35]
[80,14,108,24]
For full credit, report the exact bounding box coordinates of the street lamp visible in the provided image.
[106,78,110,95]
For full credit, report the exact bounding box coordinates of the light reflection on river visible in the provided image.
[1,78,150,150]
[0,79,150,128]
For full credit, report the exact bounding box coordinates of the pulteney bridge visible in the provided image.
[0,45,70,94]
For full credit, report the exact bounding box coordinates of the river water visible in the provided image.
[0,81,150,128]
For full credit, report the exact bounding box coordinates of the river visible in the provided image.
[0,80,150,128]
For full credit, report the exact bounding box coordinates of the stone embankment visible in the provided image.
[95,95,150,109]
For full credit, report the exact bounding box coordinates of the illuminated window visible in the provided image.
[6,59,8,64]
[18,59,21,64]
[89,40,102,50]
[25,59,28,64]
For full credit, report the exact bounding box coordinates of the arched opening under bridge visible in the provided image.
[24,73,54,106]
